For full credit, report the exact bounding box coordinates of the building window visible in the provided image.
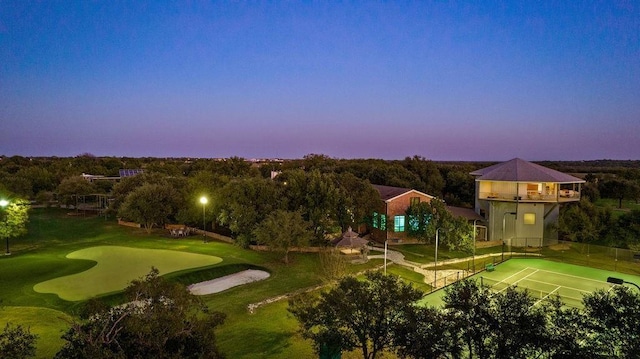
[394,216,405,232]
[410,197,420,206]
[380,215,386,230]
[524,213,536,225]
[372,212,379,229]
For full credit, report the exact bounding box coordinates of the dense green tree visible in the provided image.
[405,199,473,251]
[545,297,591,359]
[0,323,38,359]
[402,155,445,196]
[278,170,341,242]
[56,176,96,208]
[557,201,612,244]
[55,268,226,359]
[0,197,30,252]
[332,172,380,232]
[211,156,259,177]
[443,279,495,358]
[0,175,33,198]
[117,183,182,233]
[441,167,475,207]
[253,209,313,264]
[217,177,281,246]
[581,286,640,358]
[175,171,229,229]
[491,287,549,358]
[599,178,634,209]
[108,172,170,214]
[393,306,464,359]
[289,271,423,359]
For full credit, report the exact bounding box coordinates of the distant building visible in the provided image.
[81,169,144,182]
[470,158,584,247]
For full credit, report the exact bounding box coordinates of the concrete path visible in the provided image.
[367,247,522,288]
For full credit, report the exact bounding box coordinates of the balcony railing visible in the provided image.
[479,191,580,202]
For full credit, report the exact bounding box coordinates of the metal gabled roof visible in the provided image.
[470,158,584,183]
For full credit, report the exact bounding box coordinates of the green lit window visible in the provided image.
[380,215,386,230]
[372,212,379,229]
[410,197,420,206]
[394,216,405,232]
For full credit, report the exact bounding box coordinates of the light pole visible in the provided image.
[434,227,443,288]
[501,212,516,262]
[384,240,388,275]
[1,199,9,255]
[472,219,478,272]
[199,196,208,243]
[607,276,640,291]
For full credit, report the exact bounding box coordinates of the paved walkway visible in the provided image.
[367,246,527,288]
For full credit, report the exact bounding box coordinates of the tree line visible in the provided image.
[3,153,640,249]
[558,171,640,249]
[290,271,640,359]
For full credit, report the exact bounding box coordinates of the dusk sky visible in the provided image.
[1,1,638,161]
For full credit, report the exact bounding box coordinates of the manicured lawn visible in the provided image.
[0,208,384,358]
[386,264,432,292]
[33,246,222,301]
[0,306,72,358]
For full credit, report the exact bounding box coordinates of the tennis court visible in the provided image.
[420,258,640,308]
[481,267,611,308]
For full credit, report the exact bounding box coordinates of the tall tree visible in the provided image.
[55,268,226,359]
[217,177,281,246]
[117,183,182,233]
[0,197,30,251]
[581,285,640,358]
[56,176,96,208]
[442,279,495,359]
[402,155,445,196]
[253,210,313,264]
[392,306,464,359]
[289,271,424,359]
[278,170,341,242]
[405,199,473,251]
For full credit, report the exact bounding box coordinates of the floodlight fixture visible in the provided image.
[607,276,640,291]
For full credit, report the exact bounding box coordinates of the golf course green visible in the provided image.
[33,246,222,301]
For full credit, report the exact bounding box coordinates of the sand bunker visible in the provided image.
[188,269,270,295]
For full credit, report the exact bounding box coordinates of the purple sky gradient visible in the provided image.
[1,2,638,161]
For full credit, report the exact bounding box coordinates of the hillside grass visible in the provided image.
[0,208,383,358]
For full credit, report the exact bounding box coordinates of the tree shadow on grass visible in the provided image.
[224,326,298,358]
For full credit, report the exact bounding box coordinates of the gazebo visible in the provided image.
[332,227,369,255]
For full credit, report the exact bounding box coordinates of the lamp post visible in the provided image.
[607,276,640,291]
[472,219,478,272]
[501,212,516,262]
[1,199,9,255]
[199,196,208,243]
[384,240,388,275]
[434,227,442,288]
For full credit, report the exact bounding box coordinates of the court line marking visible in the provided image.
[530,268,612,286]
[498,269,540,293]
[515,278,593,295]
[490,267,536,289]
[534,285,561,307]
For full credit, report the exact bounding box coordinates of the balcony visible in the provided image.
[479,191,580,203]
